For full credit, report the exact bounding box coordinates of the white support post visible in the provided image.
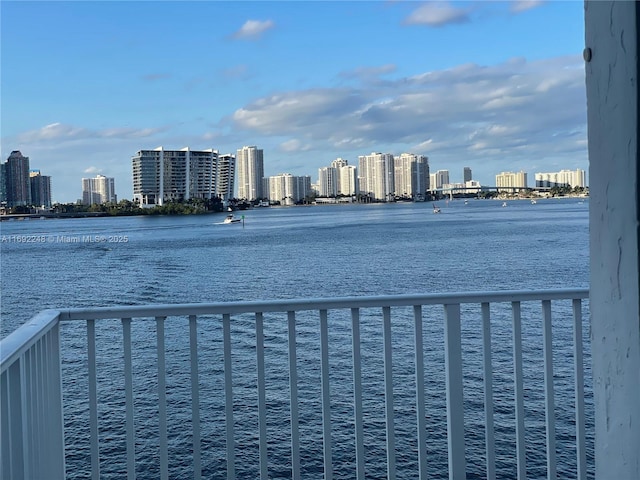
[351,308,365,480]
[481,302,496,480]
[382,306,396,480]
[189,315,202,480]
[222,313,235,480]
[287,311,301,479]
[319,309,334,480]
[511,302,526,480]
[586,2,640,479]
[443,303,466,480]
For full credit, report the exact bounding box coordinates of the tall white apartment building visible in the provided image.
[496,171,528,191]
[132,147,217,206]
[267,173,312,205]
[216,154,236,201]
[82,174,116,204]
[394,153,429,199]
[358,152,394,202]
[318,166,338,197]
[236,146,264,201]
[338,165,358,196]
[429,170,450,192]
[535,168,587,188]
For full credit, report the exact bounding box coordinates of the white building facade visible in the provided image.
[236,146,264,201]
[535,169,587,188]
[82,174,116,205]
[267,173,312,205]
[495,171,528,191]
[132,147,218,206]
[358,152,395,202]
[429,169,450,192]
[216,154,236,201]
[394,153,429,200]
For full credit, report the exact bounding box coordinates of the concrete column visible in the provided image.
[585,1,640,478]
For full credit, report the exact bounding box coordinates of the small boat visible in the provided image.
[531,199,537,204]
[223,214,241,224]
[502,202,507,207]
[433,205,441,214]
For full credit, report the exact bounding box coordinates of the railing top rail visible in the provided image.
[0,309,61,372]
[55,288,589,321]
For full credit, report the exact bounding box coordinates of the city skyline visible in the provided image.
[1,1,587,203]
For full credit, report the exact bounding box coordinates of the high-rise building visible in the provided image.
[132,147,218,206]
[429,169,450,192]
[236,146,264,201]
[535,169,587,188]
[82,175,116,205]
[496,171,528,191]
[216,154,236,201]
[394,153,429,199]
[318,166,338,197]
[267,173,312,205]
[463,167,472,183]
[30,170,52,207]
[338,165,358,196]
[358,152,395,202]
[4,151,31,207]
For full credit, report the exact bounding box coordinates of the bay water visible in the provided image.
[1,198,591,479]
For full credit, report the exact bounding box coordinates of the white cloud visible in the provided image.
[83,166,103,174]
[232,19,275,40]
[404,2,471,27]
[231,55,587,177]
[510,1,545,14]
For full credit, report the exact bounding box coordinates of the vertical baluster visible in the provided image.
[287,311,301,479]
[542,300,557,479]
[481,303,496,480]
[156,316,168,480]
[36,338,45,477]
[7,360,25,479]
[49,323,65,478]
[512,302,526,479]
[42,335,51,475]
[443,303,466,480]
[28,341,38,478]
[255,312,268,480]
[222,313,235,479]
[87,319,100,479]
[572,299,586,480]
[189,315,202,480]
[351,308,365,480]
[413,305,427,480]
[382,306,396,479]
[122,318,135,480]
[319,309,333,479]
[1,369,12,479]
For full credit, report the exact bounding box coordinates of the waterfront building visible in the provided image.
[216,153,236,202]
[267,173,312,205]
[358,152,394,202]
[82,175,116,205]
[132,147,218,206]
[30,170,52,208]
[236,146,264,201]
[496,171,528,191]
[535,168,587,188]
[394,153,429,200]
[338,165,358,196]
[463,166,472,183]
[3,151,31,207]
[318,166,338,197]
[429,169,450,192]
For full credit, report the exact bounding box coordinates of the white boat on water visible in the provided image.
[502,202,508,207]
[223,214,241,224]
[433,205,441,214]
[531,199,537,204]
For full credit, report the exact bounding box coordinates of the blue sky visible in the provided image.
[2,1,587,203]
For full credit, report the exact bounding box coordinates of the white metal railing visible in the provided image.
[0,288,590,480]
